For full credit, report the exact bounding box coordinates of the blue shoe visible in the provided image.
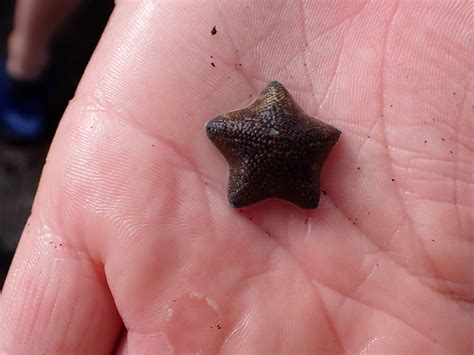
[0,57,48,143]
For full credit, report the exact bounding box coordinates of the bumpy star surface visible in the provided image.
[205,81,341,209]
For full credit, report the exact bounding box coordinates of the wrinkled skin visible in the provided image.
[0,1,472,354]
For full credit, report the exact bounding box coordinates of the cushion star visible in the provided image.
[205,81,341,209]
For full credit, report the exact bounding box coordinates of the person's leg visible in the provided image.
[1,0,83,142]
[7,0,83,80]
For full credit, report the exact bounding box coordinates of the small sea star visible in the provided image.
[205,81,341,209]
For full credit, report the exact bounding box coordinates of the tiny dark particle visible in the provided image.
[368,135,371,138]
[389,104,393,107]
[424,140,427,143]
[304,218,309,225]
[210,55,213,59]
[265,230,272,237]
[321,190,327,195]
[376,263,379,267]
[391,178,395,182]
[211,26,217,35]
[441,138,445,141]
[204,182,208,185]
[453,92,456,95]
[432,239,435,242]
[211,62,216,67]
[450,150,453,154]
[59,243,62,246]
[173,299,176,302]
[205,81,341,209]
[152,144,155,147]
[357,167,360,170]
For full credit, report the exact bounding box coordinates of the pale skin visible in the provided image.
[0,1,473,354]
[7,0,82,80]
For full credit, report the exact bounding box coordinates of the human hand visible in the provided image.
[1,1,472,353]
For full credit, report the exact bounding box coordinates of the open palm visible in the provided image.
[1,1,472,354]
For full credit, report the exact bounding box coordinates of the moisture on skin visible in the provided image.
[205,81,341,209]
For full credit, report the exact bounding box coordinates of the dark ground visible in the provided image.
[0,0,114,288]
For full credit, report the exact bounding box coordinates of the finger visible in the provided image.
[0,212,122,353]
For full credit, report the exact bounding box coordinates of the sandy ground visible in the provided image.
[0,143,47,286]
